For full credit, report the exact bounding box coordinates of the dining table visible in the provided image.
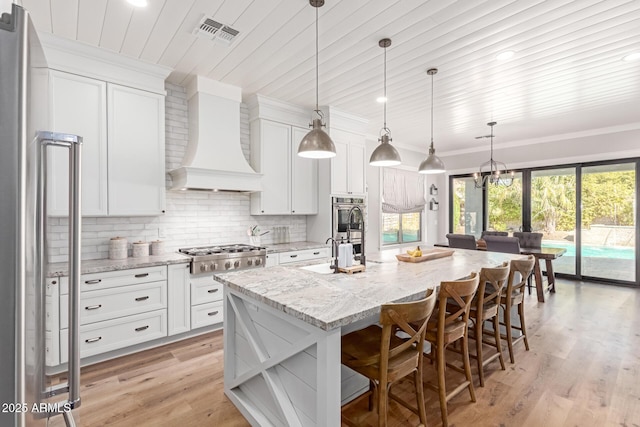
[434,240,567,302]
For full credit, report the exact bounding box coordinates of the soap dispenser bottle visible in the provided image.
[338,238,348,268]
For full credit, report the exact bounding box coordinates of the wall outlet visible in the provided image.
[158,226,166,239]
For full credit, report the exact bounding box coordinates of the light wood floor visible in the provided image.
[50,279,640,426]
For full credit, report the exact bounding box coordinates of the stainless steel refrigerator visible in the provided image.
[1,5,82,426]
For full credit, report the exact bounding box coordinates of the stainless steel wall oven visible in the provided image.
[332,197,366,257]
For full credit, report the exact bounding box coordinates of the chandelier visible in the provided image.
[473,121,514,188]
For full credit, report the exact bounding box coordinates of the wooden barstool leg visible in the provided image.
[475,319,484,387]
[504,305,515,364]
[461,333,476,402]
[493,315,506,370]
[368,380,375,411]
[436,342,448,427]
[414,367,428,426]
[378,383,389,427]
[518,302,530,351]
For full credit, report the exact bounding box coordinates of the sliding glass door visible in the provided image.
[451,177,483,238]
[580,163,636,282]
[531,168,576,275]
[487,172,523,233]
[449,157,639,285]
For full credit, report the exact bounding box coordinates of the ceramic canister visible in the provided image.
[109,237,128,260]
[132,241,150,258]
[151,240,165,256]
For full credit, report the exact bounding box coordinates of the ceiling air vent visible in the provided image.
[193,16,239,46]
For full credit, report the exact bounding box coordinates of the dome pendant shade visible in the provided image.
[297,0,335,159]
[418,67,445,174]
[418,144,445,174]
[298,118,336,159]
[370,38,401,167]
[370,134,401,167]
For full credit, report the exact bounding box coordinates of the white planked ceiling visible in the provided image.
[15,0,640,156]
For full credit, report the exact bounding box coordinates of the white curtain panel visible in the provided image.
[382,168,426,213]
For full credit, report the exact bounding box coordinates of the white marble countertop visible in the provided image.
[264,241,329,253]
[214,247,524,331]
[47,253,191,277]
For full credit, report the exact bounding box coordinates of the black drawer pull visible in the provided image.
[207,289,219,294]
[207,311,219,317]
[85,337,101,343]
[85,304,102,311]
[52,280,57,285]
[135,296,149,301]
[135,273,149,278]
[290,254,298,258]
[313,252,320,255]
[85,279,101,284]
[135,325,149,332]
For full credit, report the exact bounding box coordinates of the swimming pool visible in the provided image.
[543,241,635,259]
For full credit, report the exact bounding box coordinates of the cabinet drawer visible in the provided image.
[60,281,167,328]
[278,248,331,264]
[190,276,223,305]
[61,266,166,294]
[45,331,59,367]
[191,301,223,330]
[60,309,167,361]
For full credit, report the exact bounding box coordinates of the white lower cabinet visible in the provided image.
[277,247,331,265]
[190,275,224,329]
[50,264,197,366]
[61,310,167,361]
[167,263,191,336]
[191,301,224,329]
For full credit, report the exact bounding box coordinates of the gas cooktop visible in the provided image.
[179,244,267,274]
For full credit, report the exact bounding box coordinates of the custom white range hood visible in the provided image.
[169,76,261,192]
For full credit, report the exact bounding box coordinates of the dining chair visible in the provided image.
[513,232,543,293]
[446,233,477,250]
[480,230,508,239]
[500,255,536,363]
[424,272,480,427]
[341,289,437,427]
[468,262,510,387]
[483,235,521,254]
[513,232,543,249]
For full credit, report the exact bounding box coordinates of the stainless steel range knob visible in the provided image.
[210,262,216,271]
[225,262,231,269]
[247,259,253,266]
[234,260,240,268]
[200,264,207,272]
[255,259,262,266]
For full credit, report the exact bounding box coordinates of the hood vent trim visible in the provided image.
[169,77,261,193]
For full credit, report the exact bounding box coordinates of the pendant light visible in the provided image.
[297,0,336,159]
[473,121,514,188]
[369,38,401,167]
[418,68,446,174]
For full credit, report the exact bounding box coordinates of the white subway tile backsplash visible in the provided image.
[47,82,307,262]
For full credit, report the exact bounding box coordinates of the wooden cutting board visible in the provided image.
[395,248,455,263]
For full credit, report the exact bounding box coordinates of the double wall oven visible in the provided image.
[332,197,366,257]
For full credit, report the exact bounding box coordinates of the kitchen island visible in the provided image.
[214,248,523,426]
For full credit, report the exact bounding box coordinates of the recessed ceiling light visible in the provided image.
[622,52,640,61]
[127,0,148,7]
[376,96,387,103]
[496,50,515,61]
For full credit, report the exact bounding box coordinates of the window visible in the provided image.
[382,212,422,245]
[381,168,425,245]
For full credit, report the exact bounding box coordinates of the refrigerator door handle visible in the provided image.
[37,131,83,414]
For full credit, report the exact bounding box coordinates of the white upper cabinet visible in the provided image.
[47,71,108,216]
[107,84,165,216]
[247,95,318,216]
[40,35,171,217]
[291,126,318,214]
[329,128,367,196]
[251,120,291,215]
